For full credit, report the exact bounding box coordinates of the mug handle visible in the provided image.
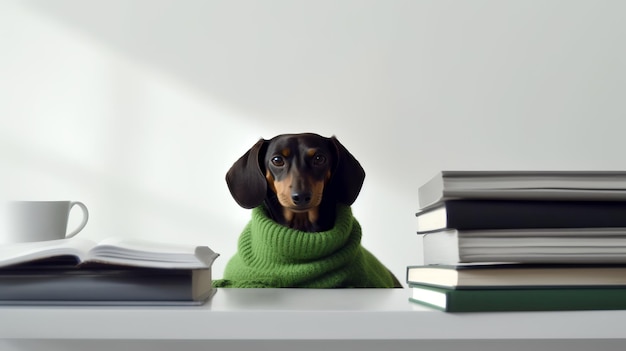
[66,201,89,238]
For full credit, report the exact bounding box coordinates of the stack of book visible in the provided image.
[408,170,626,312]
[0,237,219,305]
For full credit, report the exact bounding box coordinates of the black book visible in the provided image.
[416,200,626,233]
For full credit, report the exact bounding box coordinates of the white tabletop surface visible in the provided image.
[1,288,625,340]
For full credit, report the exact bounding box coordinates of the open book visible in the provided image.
[0,237,219,270]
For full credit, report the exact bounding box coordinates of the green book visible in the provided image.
[409,283,626,312]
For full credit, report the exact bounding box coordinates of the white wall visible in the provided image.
[1,0,625,283]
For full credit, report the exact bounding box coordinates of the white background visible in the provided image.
[1,0,624,283]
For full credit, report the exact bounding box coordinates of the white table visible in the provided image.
[1,288,625,351]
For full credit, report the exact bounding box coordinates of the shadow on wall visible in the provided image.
[20,0,410,128]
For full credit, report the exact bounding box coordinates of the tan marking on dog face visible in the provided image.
[306,148,317,157]
[307,207,319,224]
[281,148,291,157]
[309,180,325,207]
[282,208,295,222]
[272,172,325,209]
[273,173,294,207]
[282,210,320,231]
[265,170,277,193]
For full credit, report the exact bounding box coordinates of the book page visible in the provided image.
[0,238,98,268]
[86,237,219,269]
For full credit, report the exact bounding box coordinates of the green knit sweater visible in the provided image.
[213,205,398,288]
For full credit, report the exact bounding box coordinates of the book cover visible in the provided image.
[409,283,626,312]
[418,170,626,209]
[415,200,626,233]
[0,258,214,305]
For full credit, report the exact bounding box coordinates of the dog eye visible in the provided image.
[271,156,285,167]
[312,154,327,166]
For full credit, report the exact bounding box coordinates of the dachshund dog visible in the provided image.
[226,133,365,232]
[224,133,402,288]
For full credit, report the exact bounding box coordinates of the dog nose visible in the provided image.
[291,192,312,206]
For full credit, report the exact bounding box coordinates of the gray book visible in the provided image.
[418,170,626,209]
[0,259,214,305]
[0,237,219,306]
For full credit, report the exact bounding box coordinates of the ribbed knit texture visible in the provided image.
[213,205,397,288]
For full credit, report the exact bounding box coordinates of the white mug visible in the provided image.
[1,201,89,244]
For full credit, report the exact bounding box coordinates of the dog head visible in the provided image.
[226,133,365,230]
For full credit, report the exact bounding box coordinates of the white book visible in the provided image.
[406,263,626,289]
[421,228,626,265]
[0,237,219,269]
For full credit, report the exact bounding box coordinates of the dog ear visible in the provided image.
[328,136,366,205]
[225,138,268,209]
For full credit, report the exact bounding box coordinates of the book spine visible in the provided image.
[409,284,626,312]
[444,200,626,230]
[0,272,197,302]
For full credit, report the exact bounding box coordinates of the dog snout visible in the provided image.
[291,191,312,206]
